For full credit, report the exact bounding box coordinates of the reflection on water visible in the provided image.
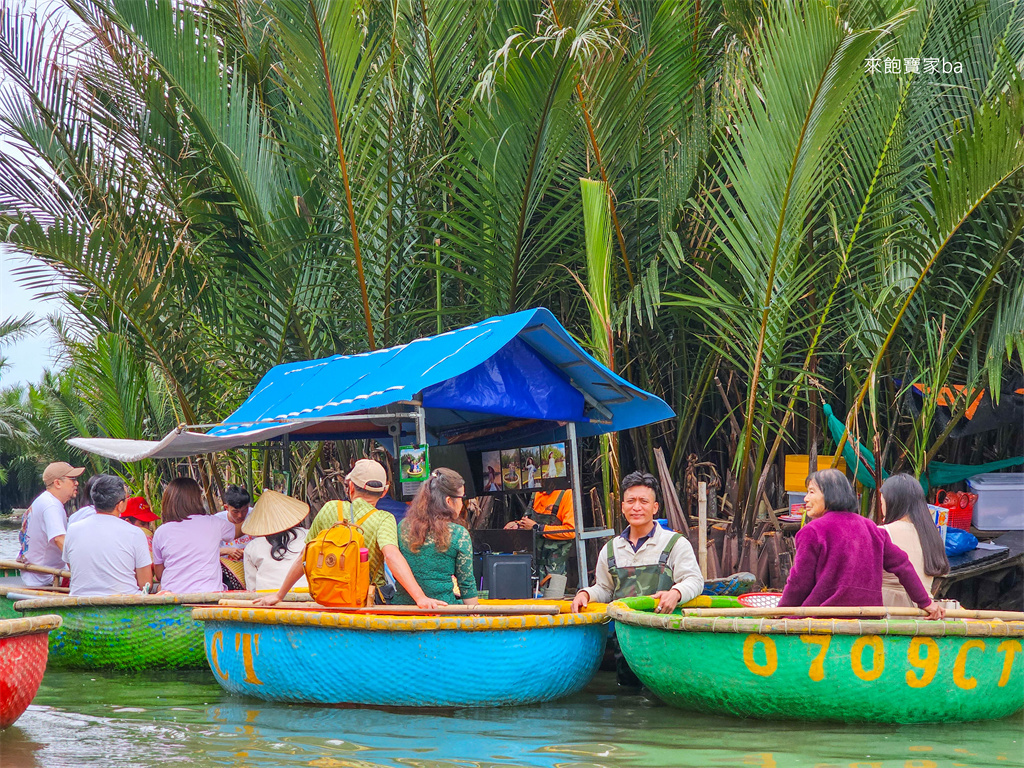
[1,669,1021,768]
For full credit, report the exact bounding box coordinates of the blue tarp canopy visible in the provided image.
[69,309,674,461]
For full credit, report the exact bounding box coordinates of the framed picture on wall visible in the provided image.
[480,450,503,494]
[540,443,566,479]
[500,448,522,491]
[399,444,429,497]
[520,445,542,490]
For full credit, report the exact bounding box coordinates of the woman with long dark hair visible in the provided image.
[152,478,241,593]
[242,490,311,592]
[779,469,944,619]
[393,467,479,605]
[880,474,950,607]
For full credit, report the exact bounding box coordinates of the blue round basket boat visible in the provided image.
[191,601,608,707]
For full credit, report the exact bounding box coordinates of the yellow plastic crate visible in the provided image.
[784,454,847,492]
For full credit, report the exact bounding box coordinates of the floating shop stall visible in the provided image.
[70,308,676,592]
[69,309,675,701]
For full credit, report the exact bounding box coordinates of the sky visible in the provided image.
[0,245,62,387]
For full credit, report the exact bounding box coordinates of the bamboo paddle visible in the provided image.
[0,559,71,579]
[209,599,561,616]
[680,606,1024,621]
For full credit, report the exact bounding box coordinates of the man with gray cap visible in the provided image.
[255,458,442,609]
[20,461,85,587]
[64,474,153,596]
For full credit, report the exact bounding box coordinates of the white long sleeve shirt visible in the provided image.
[582,524,704,604]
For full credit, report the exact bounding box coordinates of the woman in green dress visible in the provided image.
[394,467,479,605]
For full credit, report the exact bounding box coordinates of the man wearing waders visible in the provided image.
[505,488,575,598]
[571,471,703,685]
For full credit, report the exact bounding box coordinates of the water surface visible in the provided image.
[2,669,1020,768]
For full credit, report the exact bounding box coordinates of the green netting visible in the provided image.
[925,457,1024,490]
[823,404,888,488]
[823,404,1023,492]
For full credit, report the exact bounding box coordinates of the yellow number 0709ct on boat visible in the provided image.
[609,597,1023,724]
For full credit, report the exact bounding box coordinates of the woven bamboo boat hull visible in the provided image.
[193,600,609,707]
[609,598,1024,723]
[10,592,311,671]
[0,615,62,729]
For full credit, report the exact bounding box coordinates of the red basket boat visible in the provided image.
[0,614,62,729]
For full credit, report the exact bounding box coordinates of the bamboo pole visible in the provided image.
[0,559,71,579]
[697,482,708,577]
[214,600,562,616]
[681,606,1024,621]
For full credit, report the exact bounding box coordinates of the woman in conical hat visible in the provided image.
[242,490,312,592]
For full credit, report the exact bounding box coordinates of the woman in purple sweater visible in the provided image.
[779,469,944,620]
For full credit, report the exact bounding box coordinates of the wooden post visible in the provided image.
[698,481,708,578]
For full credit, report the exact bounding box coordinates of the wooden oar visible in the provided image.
[0,559,71,579]
[680,606,1024,621]
[208,599,560,616]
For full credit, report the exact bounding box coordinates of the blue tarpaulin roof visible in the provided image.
[68,308,673,460]
[215,307,671,437]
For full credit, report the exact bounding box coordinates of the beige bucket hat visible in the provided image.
[242,489,309,536]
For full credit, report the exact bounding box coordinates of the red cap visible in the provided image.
[122,496,158,522]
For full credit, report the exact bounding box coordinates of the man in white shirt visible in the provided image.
[21,461,84,587]
[572,471,703,685]
[64,475,152,597]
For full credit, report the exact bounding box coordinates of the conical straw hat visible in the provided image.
[242,489,309,536]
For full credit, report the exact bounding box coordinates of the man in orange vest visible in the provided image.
[505,489,575,596]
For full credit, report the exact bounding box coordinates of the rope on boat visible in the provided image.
[191,604,610,632]
[0,614,62,639]
[608,602,1024,637]
[11,591,312,611]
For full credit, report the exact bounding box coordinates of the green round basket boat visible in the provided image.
[609,597,1024,724]
[11,591,311,671]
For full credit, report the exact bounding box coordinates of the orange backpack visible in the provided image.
[303,503,374,607]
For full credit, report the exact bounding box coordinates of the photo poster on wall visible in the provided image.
[540,442,570,490]
[500,448,522,491]
[399,444,429,497]
[472,443,571,495]
[520,445,541,490]
[480,450,503,494]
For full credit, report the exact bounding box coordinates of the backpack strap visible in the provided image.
[336,500,375,527]
[551,490,567,512]
[658,533,682,566]
[336,500,352,524]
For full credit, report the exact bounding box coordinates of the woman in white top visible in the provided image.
[525,456,537,488]
[879,474,950,607]
[242,489,311,592]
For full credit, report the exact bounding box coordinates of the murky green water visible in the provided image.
[0,668,1019,768]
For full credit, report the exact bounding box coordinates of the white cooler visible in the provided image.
[967,473,1024,530]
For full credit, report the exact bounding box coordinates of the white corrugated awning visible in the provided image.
[67,422,297,462]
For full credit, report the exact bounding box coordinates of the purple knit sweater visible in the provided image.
[779,510,931,609]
